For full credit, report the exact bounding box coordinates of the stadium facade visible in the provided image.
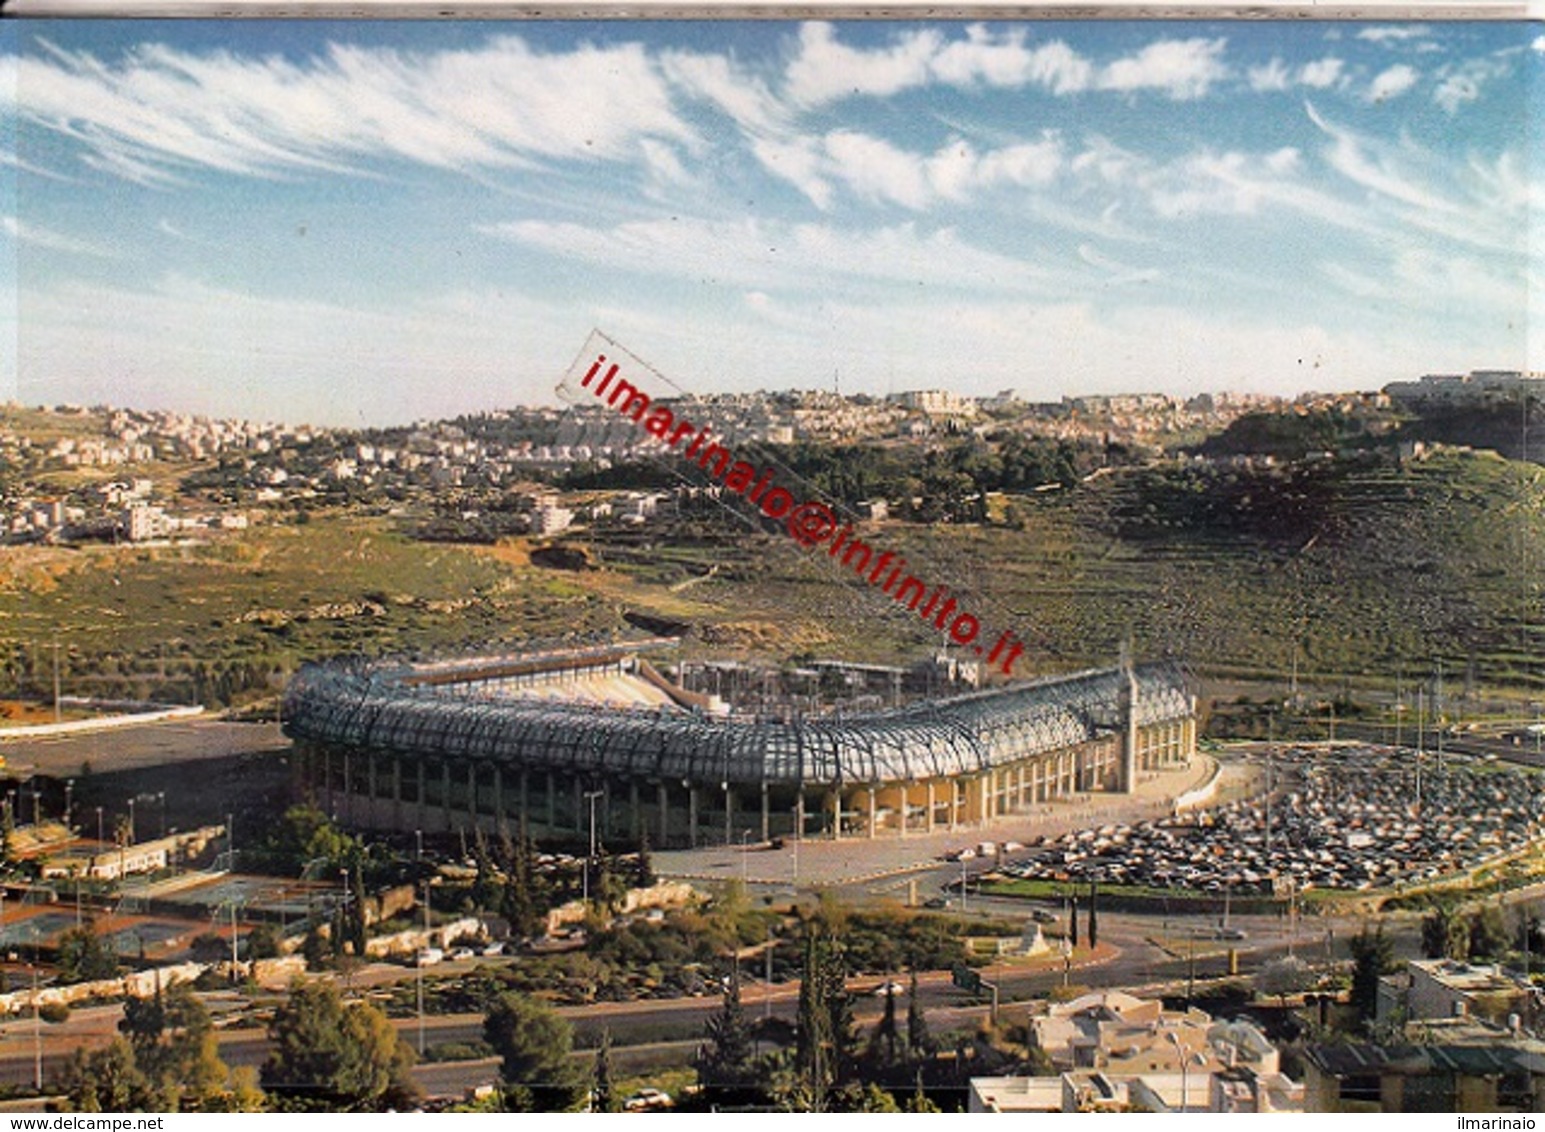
[282,644,1197,847]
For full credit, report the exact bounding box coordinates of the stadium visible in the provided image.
[282,642,1198,849]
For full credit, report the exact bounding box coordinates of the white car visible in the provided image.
[415,948,443,967]
[480,941,506,957]
[448,947,476,961]
[623,1089,674,1111]
[871,981,906,997]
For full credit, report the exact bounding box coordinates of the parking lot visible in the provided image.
[990,744,1544,895]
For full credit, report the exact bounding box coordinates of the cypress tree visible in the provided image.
[593,1030,619,1112]
[1087,879,1099,949]
[697,969,755,1092]
[905,971,933,1056]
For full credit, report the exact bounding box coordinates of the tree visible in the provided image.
[470,828,497,911]
[1421,905,1469,960]
[301,924,329,971]
[1348,925,1396,1024]
[1516,912,1544,962]
[1255,956,1313,1008]
[246,922,283,961]
[1086,880,1099,949]
[63,1038,153,1112]
[697,970,756,1093]
[592,1030,620,1113]
[262,980,418,1111]
[1,805,16,871]
[905,971,933,1057]
[794,915,858,1110]
[271,804,358,876]
[594,850,627,913]
[633,831,656,889]
[866,983,901,1069]
[499,823,547,941]
[483,992,586,1111]
[906,1071,941,1113]
[135,983,229,1109]
[1468,905,1509,960]
[56,921,120,983]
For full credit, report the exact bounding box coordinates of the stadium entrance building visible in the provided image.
[283,643,1197,848]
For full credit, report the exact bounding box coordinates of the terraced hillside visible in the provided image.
[654,447,1544,693]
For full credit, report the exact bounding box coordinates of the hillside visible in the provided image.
[1,439,1539,708]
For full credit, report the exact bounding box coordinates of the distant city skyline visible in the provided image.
[1,19,1537,427]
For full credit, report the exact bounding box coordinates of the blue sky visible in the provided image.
[0,19,1538,426]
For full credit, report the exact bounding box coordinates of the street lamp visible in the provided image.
[740,829,753,888]
[418,879,430,1056]
[1165,1034,1205,1112]
[583,790,604,906]
[126,798,136,844]
[63,780,73,832]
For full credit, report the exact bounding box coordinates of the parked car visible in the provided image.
[624,1089,674,1112]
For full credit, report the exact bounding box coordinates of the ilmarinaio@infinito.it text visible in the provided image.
[573,348,1027,677]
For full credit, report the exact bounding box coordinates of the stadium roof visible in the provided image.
[283,652,1192,788]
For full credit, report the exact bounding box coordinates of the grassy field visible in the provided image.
[0,516,627,704]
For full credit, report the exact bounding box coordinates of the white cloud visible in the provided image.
[822,131,933,209]
[750,135,832,209]
[0,147,73,182]
[658,49,787,134]
[754,127,1065,212]
[824,130,1065,209]
[784,22,940,106]
[1302,101,1532,280]
[1076,244,1159,286]
[783,24,1226,105]
[1300,58,1346,89]
[1367,64,1420,102]
[1357,26,1431,44]
[482,214,1050,294]
[7,35,696,183]
[1098,38,1229,101]
[1,214,117,257]
[1432,54,1513,115]
[1248,58,1291,92]
[1250,56,1344,93]
[1019,40,1097,95]
[1145,149,1303,219]
[927,24,1093,94]
[637,139,695,192]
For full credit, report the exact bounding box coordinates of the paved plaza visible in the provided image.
[657,753,1235,886]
